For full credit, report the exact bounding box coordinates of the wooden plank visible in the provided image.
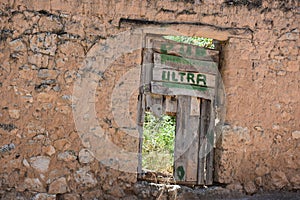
[190,97,200,116]
[142,49,153,87]
[154,53,218,75]
[174,96,200,182]
[185,115,200,182]
[145,93,163,118]
[164,96,177,114]
[198,99,211,184]
[151,81,215,100]
[174,96,189,182]
[137,93,144,178]
[152,40,219,62]
[186,109,200,181]
[144,33,165,49]
[152,68,216,88]
[206,101,214,185]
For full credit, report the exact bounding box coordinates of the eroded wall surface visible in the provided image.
[0,0,299,199]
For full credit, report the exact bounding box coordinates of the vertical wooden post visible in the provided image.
[205,101,214,185]
[198,99,211,185]
[174,96,200,183]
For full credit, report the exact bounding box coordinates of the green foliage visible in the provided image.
[163,35,215,49]
[142,112,176,174]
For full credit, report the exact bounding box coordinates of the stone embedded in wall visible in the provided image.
[270,171,289,189]
[255,165,270,177]
[23,178,46,193]
[278,31,299,41]
[255,177,263,187]
[30,33,58,56]
[37,93,55,103]
[28,53,50,69]
[74,167,97,188]
[29,156,51,173]
[64,17,85,38]
[78,149,95,164]
[9,38,27,52]
[57,151,77,162]
[290,174,300,189]
[243,181,257,195]
[32,193,56,200]
[292,131,300,139]
[48,177,69,194]
[219,125,251,150]
[8,109,20,119]
[286,61,299,72]
[254,126,263,132]
[37,69,59,80]
[0,143,15,153]
[42,145,56,156]
[22,159,30,168]
[61,193,81,200]
[53,139,71,151]
[38,16,63,33]
[226,182,243,192]
[10,12,37,38]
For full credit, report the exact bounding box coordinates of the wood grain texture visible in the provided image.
[154,53,218,75]
[151,81,215,99]
[174,96,200,182]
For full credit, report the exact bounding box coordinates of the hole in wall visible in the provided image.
[139,34,221,185]
[142,110,176,180]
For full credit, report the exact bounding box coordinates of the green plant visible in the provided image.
[163,35,215,49]
[142,112,176,174]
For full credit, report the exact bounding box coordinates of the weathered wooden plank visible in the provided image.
[206,101,214,185]
[174,96,189,182]
[185,115,200,182]
[154,53,218,75]
[137,93,145,178]
[164,96,177,114]
[141,49,154,87]
[198,99,211,185]
[174,96,200,182]
[152,68,216,88]
[144,33,165,49]
[145,93,163,118]
[190,97,200,116]
[151,81,215,100]
[152,40,219,62]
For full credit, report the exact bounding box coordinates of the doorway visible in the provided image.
[138,34,220,185]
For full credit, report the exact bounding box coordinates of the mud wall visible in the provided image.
[0,0,299,199]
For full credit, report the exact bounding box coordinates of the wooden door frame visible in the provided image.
[137,33,220,185]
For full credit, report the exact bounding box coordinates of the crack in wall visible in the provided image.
[119,18,254,34]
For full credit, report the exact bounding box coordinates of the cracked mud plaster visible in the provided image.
[0,0,299,199]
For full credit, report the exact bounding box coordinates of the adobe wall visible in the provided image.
[0,0,299,199]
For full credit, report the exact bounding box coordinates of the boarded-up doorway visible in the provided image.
[138,34,220,185]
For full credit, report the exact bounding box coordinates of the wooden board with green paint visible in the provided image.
[139,34,219,185]
[174,96,200,182]
[152,68,216,89]
[197,99,212,185]
[151,81,215,100]
[152,40,219,62]
[154,53,218,75]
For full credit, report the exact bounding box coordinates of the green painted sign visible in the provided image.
[161,70,207,86]
[160,43,207,57]
[152,68,216,91]
[162,82,208,91]
[160,54,217,68]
